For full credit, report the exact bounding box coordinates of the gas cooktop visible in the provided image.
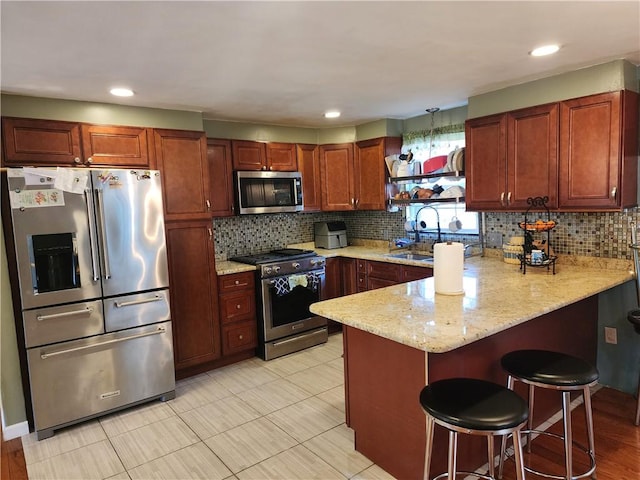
[231,248,317,265]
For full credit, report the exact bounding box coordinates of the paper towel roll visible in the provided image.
[434,242,464,295]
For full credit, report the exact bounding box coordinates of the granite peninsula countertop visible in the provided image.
[309,254,635,353]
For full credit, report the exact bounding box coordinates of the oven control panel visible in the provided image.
[260,256,325,278]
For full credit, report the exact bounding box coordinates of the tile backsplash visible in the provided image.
[213,207,640,261]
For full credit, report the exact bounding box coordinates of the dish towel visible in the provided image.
[272,272,322,296]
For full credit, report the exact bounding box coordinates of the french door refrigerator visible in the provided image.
[4,167,175,439]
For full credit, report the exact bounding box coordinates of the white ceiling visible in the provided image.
[1,1,639,127]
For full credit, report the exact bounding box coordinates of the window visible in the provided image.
[401,125,479,235]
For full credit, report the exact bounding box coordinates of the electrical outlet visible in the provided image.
[486,232,503,248]
[604,327,618,344]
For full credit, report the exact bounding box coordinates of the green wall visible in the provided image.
[1,94,204,130]
[467,59,637,118]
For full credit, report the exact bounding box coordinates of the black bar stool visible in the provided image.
[498,350,598,480]
[419,378,528,480]
[628,309,640,426]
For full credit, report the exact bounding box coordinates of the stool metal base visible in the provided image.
[499,375,597,480]
[519,429,596,480]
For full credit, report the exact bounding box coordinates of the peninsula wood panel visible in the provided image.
[343,295,598,479]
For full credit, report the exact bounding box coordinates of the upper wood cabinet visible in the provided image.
[267,142,297,171]
[559,90,638,210]
[80,124,151,167]
[466,103,558,210]
[355,137,402,210]
[2,117,150,168]
[297,144,321,211]
[232,140,266,170]
[153,129,211,221]
[231,140,297,171]
[319,143,355,211]
[467,91,637,212]
[207,139,235,217]
[320,137,400,211]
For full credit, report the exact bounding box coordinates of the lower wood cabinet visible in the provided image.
[165,220,222,372]
[326,257,433,294]
[218,271,258,356]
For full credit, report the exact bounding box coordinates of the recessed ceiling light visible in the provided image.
[324,110,341,119]
[110,87,134,97]
[530,44,560,57]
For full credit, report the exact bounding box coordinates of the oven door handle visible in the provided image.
[272,328,324,347]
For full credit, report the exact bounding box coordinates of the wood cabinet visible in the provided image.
[559,90,638,210]
[319,143,355,211]
[231,140,297,171]
[218,271,257,356]
[232,140,266,170]
[466,90,638,212]
[153,129,210,221]
[323,257,342,300]
[357,259,433,291]
[207,139,235,217]
[465,103,558,210]
[166,220,221,372]
[355,137,402,210]
[2,117,150,168]
[267,142,297,171]
[320,138,400,211]
[297,144,321,211]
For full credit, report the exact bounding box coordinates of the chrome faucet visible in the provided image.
[415,205,442,244]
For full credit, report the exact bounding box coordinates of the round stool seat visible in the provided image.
[501,349,598,387]
[419,378,528,431]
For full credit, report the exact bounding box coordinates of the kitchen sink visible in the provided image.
[385,252,434,262]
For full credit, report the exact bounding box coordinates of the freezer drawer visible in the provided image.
[27,321,175,439]
[103,289,170,332]
[23,300,104,348]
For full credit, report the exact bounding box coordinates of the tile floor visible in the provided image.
[21,333,397,480]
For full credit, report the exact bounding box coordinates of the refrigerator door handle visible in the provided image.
[95,187,111,280]
[114,295,162,308]
[40,325,167,359]
[37,307,94,322]
[85,189,101,282]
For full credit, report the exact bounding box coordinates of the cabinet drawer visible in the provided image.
[218,271,255,293]
[219,291,255,324]
[367,261,401,282]
[222,321,257,356]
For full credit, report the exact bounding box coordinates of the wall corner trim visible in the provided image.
[1,419,29,440]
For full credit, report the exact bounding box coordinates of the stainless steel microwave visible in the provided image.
[235,171,304,214]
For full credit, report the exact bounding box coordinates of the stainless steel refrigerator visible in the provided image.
[4,167,175,439]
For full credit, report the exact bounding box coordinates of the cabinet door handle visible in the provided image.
[208,228,213,238]
[500,192,505,207]
[234,280,240,285]
[239,335,244,340]
[86,156,93,164]
[206,199,211,210]
[611,187,617,199]
[236,304,241,309]
[355,198,360,208]
[74,157,82,164]
[507,192,512,205]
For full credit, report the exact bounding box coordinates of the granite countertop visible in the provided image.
[215,260,257,276]
[309,254,635,353]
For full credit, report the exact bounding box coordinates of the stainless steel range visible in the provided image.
[231,248,327,360]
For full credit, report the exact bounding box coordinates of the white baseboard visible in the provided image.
[2,420,29,440]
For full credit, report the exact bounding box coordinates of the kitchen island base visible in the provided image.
[343,295,598,479]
